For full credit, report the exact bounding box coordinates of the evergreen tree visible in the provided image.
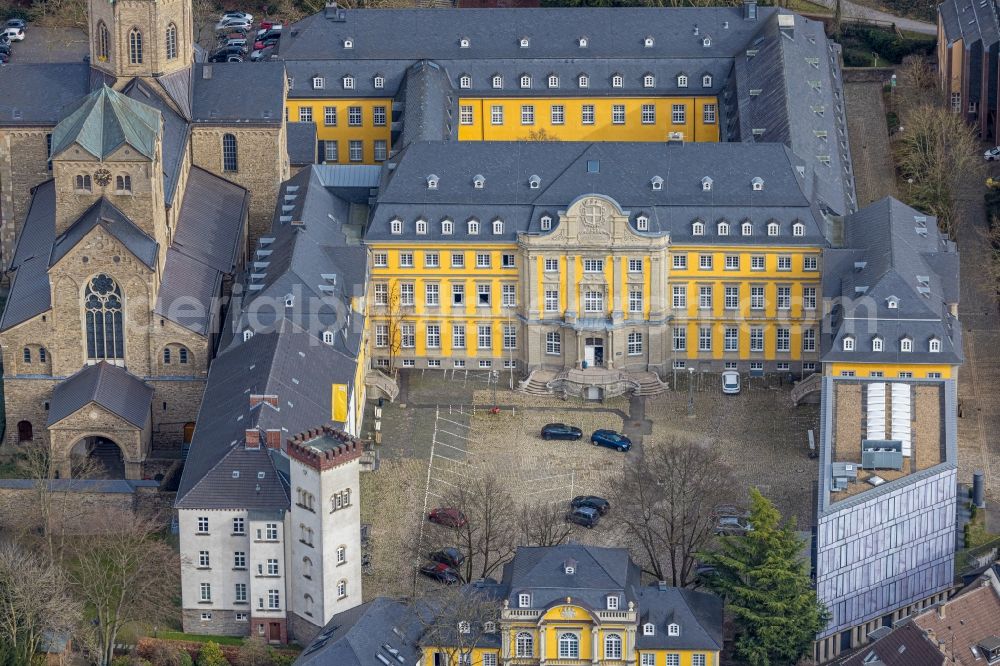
[700,488,829,666]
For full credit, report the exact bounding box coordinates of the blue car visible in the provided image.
[590,429,632,452]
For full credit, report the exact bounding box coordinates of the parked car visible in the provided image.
[220,10,253,22]
[541,423,582,441]
[0,51,9,64]
[419,562,461,584]
[253,36,280,51]
[215,17,251,32]
[249,47,273,61]
[427,507,467,528]
[590,429,632,452]
[714,515,753,536]
[255,27,283,41]
[208,47,244,62]
[223,37,248,52]
[986,146,1000,161]
[570,495,610,515]
[258,20,282,31]
[429,547,465,569]
[565,505,600,529]
[5,19,26,32]
[3,27,25,41]
[722,370,741,395]
[0,42,11,55]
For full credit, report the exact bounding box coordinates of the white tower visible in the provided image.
[286,426,364,641]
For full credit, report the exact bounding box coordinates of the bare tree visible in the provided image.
[610,437,738,587]
[517,500,572,548]
[372,278,405,373]
[69,509,180,666]
[896,55,940,111]
[415,585,502,666]
[0,540,80,665]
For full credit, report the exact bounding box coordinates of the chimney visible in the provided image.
[937,604,946,620]
[777,13,795,37]
[245,429,260,449]
[203,65,213,79]
[743,0,757,20]
[265,429,282,449]
[658,581,668,591]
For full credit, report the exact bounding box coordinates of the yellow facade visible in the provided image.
[285,98,392,165]
[827,362,953,380]
[457,97,720,143]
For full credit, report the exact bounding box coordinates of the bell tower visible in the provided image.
[89,0,193,81]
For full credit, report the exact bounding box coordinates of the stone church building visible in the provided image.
[0,0,289,477]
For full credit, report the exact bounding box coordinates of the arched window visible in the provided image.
[179,347,188,364]
[75,175,92,192]
[23,347,31,363]
[85,274,124,360]
[558,633,579,658]
[166,22,177,60]
[163,348,171,364]
[128,28,143,65]
[604,634,623,659]
[17,421,33,442]
[303,594,314,617]
[39,347,47,363]
[115,175,132,193]
[337,579,347,598]
[929,338,941,353]
[302,556,313,579]
[222,134,238,172]
[97,21,110,61]
[515,632,533,657]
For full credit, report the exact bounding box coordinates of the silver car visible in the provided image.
[722,370,741,395]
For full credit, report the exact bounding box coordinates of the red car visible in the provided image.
[427,507,467,528]
[258,20,283,31]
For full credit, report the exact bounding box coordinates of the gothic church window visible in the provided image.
[166,23,177,60]
[129,28,143,65]
[97,22,110,61]
[85,274,125,360]
[222,134,238,172]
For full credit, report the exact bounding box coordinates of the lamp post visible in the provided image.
[687,367,695,418]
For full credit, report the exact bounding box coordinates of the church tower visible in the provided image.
[89,0,193,81]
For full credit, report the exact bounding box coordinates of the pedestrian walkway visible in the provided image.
[845,82,899,207]
[808,0,936,35]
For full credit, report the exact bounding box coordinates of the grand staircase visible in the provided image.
[519,368,668,400]
[791,372,823,406]
[365,369,399,402]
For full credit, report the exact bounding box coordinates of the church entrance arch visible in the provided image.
[70,435,126,479]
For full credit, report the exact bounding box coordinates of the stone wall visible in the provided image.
[0,128,52,270]
[180,609,251,638]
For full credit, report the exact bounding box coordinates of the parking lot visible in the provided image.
[2,25,88,63]
[358,371,820,600]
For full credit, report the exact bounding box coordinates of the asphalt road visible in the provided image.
[808,0,937,35]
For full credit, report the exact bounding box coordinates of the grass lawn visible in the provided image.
[787,0,832,14]
[154,631,247,646]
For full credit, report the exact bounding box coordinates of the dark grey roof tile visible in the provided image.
[192,62,285,124]
[0,64,92,125]
[287,121,317,165]
[0,180,56,331]
[47,362,154,428]
[50,197,158,269]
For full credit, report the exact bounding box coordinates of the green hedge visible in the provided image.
[840,26,935,66]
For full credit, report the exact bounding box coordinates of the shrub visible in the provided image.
[197,642,230,666]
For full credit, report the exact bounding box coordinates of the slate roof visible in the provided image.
[0,180,56,331]
[280,6,780,61]
[191,62,285,124]
[47,362,153,429]
[156,67,194,120]
[838,621,944,666]
[369,140,825,245]
[49,197,158,269]
[635,585,724,651]
[398,60,455,146]
[123,78,191,206]
[939,0,1000,46]
[51,85,161,160]
[0,63,93,126]
[296,598,424,666]
[287,121,317,165]
[822,197,963,365]
[155,166,248,334]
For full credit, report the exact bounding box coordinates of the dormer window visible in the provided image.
[484,621,496,633]
[473,174,485,189]
[374,75,385,89]
[518,593,531,608]
[492,219,504,235]
[312,76,324,89]
[459,74,471,89]
[887,296,899,309]
[578,36,588,47]
[529,174,541,189]
[792,222,805,236]
[520,74,531,89]
[643,623,655,636]
[636,215,649,231]
[843,335,855,351]
[645,74,657,88]
[563,559,576,574]
[548,74,559,88]
[416,219,427,235]
[900,337,912,352]
[668,623,680,637]
[752,176,764,191]
[872,336,883,352]
[284,294,294,308]
[606,596,619,610]
[767,221,780,236]
[612,74,623,88]
[390,218,402,234]
[492,74,503,89]
[703,74,713,87]
[676,74,686,88]
[540,215,553,231]
[458,621,470,634]
[929,337,941,352]
[578,74,589,88]
[651,176,664,191]
[644,36,654,47]
[343,38,353,49]
[468,219,480,235]
[342,75,355,90]
[702,36,712,47]
[701,176,713,191]
[692,220,705,236]
[323,330,334,345]
[718,221,730,236]
[460,37,470,48]
[519,36,530,48]
[742,221,753,236]
[243,329,254,341]
[427,174,439,190]
[442,218,453,235]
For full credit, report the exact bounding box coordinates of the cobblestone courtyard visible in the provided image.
[359,371,819,600]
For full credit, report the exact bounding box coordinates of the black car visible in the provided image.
[0,51,8,64]
[5,19,26,31]
[255,28,283,42]
[419,562,461,584]
[208,47,244,63]
[565,506,600,529]
[0,42,11,55]
[429,547,465,569]
[541,423,583,441]
[571,495,610,515]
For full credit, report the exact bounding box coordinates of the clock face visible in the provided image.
[94,168,112,187]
